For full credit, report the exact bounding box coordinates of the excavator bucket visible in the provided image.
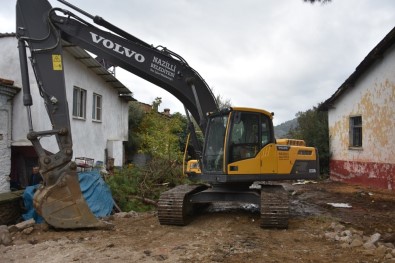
[33,167,108,229]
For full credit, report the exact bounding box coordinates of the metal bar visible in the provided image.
[184,105,201,155]
[57,0,150,47]
[57,0,94,19]
[18,40,32,107]
[18,39,34,131]
[190,83,204,125]
[26,107,33,132]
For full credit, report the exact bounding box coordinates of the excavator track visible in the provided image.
[158,184,207,226]
[260,185,289,229]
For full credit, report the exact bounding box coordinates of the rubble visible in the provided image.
[349,238,364,247]
[113,211,138,218]
[327,203,352,208]
[0,225,12,246]
[324,222,395,260]
[365,233,381,246]
[15,218,35,230]
[22,227,34,235]
[1,219,43,246]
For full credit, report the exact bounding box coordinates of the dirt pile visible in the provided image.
[1,180,394,262]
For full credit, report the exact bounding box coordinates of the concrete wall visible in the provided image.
[0,36,129,169]
[0,106,9,193]
[0,88,13,193]
[328,45,395,190]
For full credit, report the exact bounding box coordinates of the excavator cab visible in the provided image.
[162,107,319,228]
[187,107,319,183]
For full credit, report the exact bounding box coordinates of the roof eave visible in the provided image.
[320,26,395,111]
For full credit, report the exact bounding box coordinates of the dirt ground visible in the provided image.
[2,180,395,263]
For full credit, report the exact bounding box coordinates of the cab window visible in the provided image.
[229,112,273,163]
[229,112,259,162]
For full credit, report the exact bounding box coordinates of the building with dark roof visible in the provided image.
[321,27,395,190]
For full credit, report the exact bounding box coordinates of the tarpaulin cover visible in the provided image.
[23,170,114,222]
[78,170,114,217]
[22,184,44,223]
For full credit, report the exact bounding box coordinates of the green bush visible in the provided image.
[287,104,330,174]
[107,158,190,212]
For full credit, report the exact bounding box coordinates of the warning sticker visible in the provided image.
[52,54,62,71]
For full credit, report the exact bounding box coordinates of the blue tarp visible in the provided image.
[78,170,114,217]
[23,170,114,222]
[22,185,44,223]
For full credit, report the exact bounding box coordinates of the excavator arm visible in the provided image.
[16,0,217,228]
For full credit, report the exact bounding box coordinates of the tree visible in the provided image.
[216,94,232,110]
[303,0,331,3]
[138,99,185,161]
[169,112,193,158]
[109,100,188,212]
[287,104,330,174]
[152,97,162,112]
[125,101,145,157]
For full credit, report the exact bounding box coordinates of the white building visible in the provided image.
[0,78,20,193]
[0,33,132,193]
[321,27,395,191]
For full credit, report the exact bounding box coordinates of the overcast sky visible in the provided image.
[1,0,395,125]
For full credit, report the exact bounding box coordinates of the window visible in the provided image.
[261,115,272,146]
[349,116,362,147]
[229,112,260,163]
[203,114,229,172]
[228,112,274,163]
[73,86,86,119]
[92,93,102,121]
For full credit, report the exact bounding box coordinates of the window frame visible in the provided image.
[349,115,362,148]
[92,93,102,122]
[72,86,87,120]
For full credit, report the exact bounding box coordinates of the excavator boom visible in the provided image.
[16,0,217,228]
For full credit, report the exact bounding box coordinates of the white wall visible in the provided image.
[63,53,128,166]
[0,96,11,193]
[328,45,395,164]
[0,36,33,147]
[0,36,129,168]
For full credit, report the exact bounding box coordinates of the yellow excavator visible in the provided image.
[16,0,319,229]
[161,107,318,228]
